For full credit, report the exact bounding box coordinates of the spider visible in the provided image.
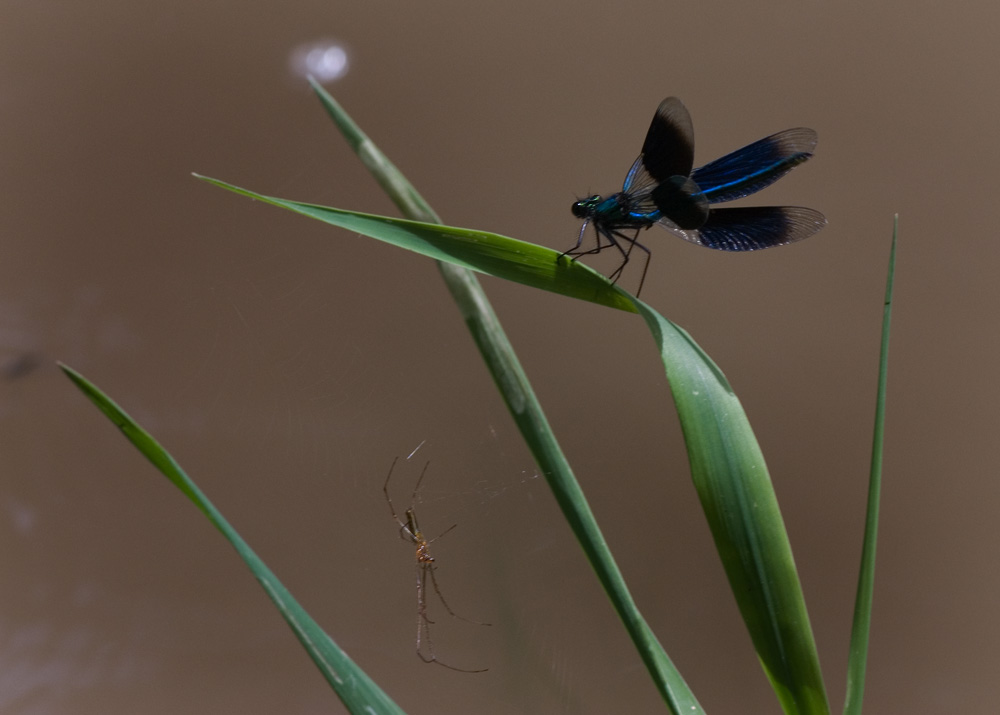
[383,457,490,673]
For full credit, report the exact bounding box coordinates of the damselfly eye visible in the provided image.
[571,196,600,218]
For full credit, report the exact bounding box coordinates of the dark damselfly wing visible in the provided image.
[692,128,818,204]
[623,97,709,230]
[639,97,696,181]
[662,206,826,251]
[623,98,695,192]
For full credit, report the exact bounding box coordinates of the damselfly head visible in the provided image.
[571,196,602,218]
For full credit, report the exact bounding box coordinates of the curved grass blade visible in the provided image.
[59,363,406,715]
[843,217,897,715]
[194,175,632,314]
[300,83,702,714]
[631,301,830,715]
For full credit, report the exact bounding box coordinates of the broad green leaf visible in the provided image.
[195,175,634,314]
[60,364,406,715]
[633,301,829,715]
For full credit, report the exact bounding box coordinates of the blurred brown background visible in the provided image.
[1,1,995,713]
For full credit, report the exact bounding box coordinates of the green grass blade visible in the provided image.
[307,77,440,224]
[632,301,830,715]
[843,217,897,715]
[299,84,702,713]
[59,363,407,715]
[453,284,705,713]
[195,175,633,313]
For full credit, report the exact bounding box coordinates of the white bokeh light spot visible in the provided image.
[289,40,350,83]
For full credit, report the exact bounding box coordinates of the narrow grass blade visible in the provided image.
[308,77,440,224]
[632,301,830,715]
[299,83,703,714]
[59,363,406,715]
[843,217,897,715]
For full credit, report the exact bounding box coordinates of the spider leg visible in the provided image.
[416,564,489,673]
[383,457,410,531]
[426,523,458,544]
[411,461,432,501]
[427,563,491,626]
